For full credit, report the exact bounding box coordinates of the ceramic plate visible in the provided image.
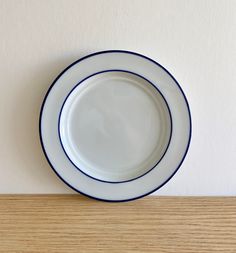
[40,50,191,202]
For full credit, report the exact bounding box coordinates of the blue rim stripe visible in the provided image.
[39,50,192,202]
[58,69,173,184]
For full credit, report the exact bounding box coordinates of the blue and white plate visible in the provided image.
[40,50,191,202]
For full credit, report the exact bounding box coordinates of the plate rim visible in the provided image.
[58,69,173,184]
[39,49,192,202]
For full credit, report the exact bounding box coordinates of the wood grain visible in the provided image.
[0,195,236,253]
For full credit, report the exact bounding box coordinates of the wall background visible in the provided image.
[0,0,236,195]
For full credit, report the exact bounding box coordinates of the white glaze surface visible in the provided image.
[59,71,171,182]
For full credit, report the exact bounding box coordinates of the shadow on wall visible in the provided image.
[10,54,85,192]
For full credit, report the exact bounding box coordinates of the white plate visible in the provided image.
[40,50,191,202]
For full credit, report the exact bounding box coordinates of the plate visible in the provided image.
[40,50,191,202]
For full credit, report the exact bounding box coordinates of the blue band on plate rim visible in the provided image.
[57,69,173,184]
[39,50,192,202]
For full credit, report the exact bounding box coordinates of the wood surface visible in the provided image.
[0,195,236,253]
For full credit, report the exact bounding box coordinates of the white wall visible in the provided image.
[0,0,236,195]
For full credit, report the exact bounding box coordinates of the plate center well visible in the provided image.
[59,71,171,182]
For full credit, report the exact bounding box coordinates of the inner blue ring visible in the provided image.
[58,69,173,184]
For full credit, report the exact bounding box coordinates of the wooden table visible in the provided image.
[0,195,236,252]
